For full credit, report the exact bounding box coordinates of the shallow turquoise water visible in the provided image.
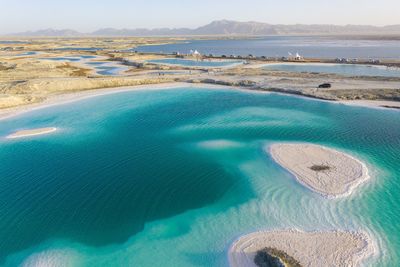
[0,87,399,266]
[263,63,400,77]
[147,58,244,68]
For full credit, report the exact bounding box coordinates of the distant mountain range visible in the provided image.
[6,20,400,37]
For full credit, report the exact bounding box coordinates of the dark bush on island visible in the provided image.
[310,165,331,171]
[254,247,302,267]
[254,250,284,267]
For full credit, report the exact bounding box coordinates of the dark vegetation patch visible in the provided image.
[254,247,303,267]
[310,165,331,172]
[0,63,16,71]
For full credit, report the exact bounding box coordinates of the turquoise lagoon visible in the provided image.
[263,63,400,77]
[0,86,399,266]
[146,58,244,68]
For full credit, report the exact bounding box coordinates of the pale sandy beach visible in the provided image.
[269,143,370,198]
[6,127,57,139]
[229,230,373,267]
[0,82,244,121]
[340,100,400,110]
[0,83,185,121]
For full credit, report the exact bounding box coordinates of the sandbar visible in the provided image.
[269,143,369,198]
[7,127,57,139]
[229,230,373,267]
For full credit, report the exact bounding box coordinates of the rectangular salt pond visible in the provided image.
[146,58,244,68]
[263,63,400,77]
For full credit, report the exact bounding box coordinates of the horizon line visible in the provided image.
[3,19,400,35]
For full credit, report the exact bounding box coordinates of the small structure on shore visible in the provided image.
[369,59,381,64]
[288,52,304,61]
[336,58,350,63]
[190,50,202,61]
[295,52,303,61]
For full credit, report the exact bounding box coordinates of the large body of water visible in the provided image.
[263,63,400,77]
[0,87,399,266]
[135,36,400,59]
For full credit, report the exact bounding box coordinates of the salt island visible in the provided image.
[229,230,373,267]
[269,143,369,198]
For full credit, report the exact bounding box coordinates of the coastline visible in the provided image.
[228,229,374,267]
[1,81,398,122]
[339,99,400,110]
[0,82,184,121]
[268,143,370,198]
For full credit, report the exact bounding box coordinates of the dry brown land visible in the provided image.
[1,37,399,112]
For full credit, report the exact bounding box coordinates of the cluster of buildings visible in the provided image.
[335,58,381,64]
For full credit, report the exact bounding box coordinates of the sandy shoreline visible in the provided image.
[0,82,398,122]
[0,82,254,122]
[6,127,57,139]
[229,229,373,267]
[0,82,195,121]
[269,143,370,198]
[339,99,400,110]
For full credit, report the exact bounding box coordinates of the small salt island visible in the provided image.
[269,143,369,198]
[229,230,373,267]
[6,127,57,139]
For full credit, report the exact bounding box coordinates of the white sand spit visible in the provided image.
[7,127,57,139]
[269,143,369,198]
[229,230,373,267]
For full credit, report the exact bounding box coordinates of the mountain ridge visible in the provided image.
[5,20,400,37]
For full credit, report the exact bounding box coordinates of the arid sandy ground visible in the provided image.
[1,37,399,112]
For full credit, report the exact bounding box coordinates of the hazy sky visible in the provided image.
[1,0,399,33]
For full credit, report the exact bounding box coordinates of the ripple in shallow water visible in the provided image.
[0,88,399,266]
